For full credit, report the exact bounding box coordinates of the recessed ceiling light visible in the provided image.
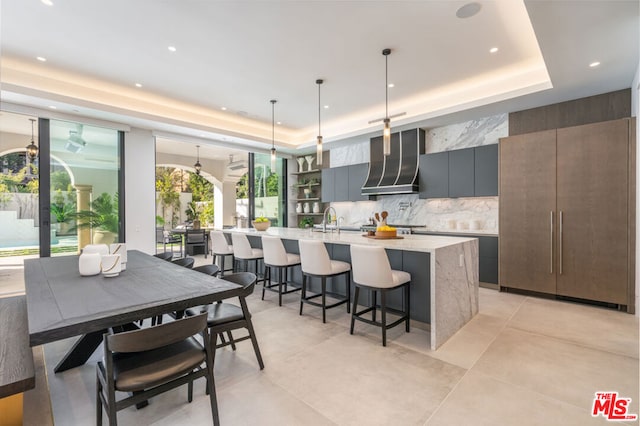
[388,83,395,88]
[41,0,53,5]
[36,56,47,62]
[589,61,601,68]
[221,107,227,111]
[456,2,481,19]
[168,46,177,52]
[490,47,499,53]
[277,121,282,125]
[324,105,329,109]
[49,106,57,109]
[135,83,142,88]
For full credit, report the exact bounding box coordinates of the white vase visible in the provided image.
[312,202,320,213]
[109,243,127,271]
[83,244,109,256]
[304,155,314,171]
[101,254,122,277]
[79,252,102,276]
[296,157,306,172]
[303,202,310,213]
[296,203,302,213]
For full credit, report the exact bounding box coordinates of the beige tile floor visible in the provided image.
[1,254,638,425]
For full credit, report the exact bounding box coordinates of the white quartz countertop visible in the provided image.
[226,227,476,253]
[411,228,499,237]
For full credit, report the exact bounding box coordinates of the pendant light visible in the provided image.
[382,48,392,156]
[270,99,277,172]
[316,79,324,166]
[26,118,38,160]
[194,145,202,175]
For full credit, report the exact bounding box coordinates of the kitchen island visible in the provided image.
[225,227,478,350]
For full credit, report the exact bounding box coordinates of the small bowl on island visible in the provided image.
[252,217,271,231]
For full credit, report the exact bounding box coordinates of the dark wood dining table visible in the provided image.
[24,250,241,373]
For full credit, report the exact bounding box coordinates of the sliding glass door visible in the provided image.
[250,153,287,227]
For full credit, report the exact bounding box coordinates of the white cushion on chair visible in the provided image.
[299,239,351,276]
[350,244,410,289]
[211,231,233,255]
[262,236,300,266]
[232,234,263,260]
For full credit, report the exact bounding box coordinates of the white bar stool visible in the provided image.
[210,231,234,277]
[231,233,264,284]
[261,236,302,306]
[349,244,410,346]
[298,240,351,323]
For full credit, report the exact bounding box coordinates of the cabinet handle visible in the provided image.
[559,210,563,275]
[550,211,553,274]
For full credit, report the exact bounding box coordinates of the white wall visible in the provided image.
[124,128,156,254]
[633,63,639,316]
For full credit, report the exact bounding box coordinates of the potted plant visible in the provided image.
[252,216,271,231]
[299,217,314,229]
[72,192,119,244]
[185,201,201,229]
[50,202,75,235]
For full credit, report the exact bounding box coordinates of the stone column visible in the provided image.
[74,184,93,251]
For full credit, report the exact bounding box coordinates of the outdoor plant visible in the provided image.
[72,192,119,233]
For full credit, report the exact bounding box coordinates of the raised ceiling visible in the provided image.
[0,0,637,156]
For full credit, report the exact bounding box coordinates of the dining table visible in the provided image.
[24,250,242,373]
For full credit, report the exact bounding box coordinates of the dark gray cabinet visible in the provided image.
[474,144,499,196]
[418,151,448,199]
[419,144,498,199]
[321,163,370,202]
[321,168,335,202]
[448,149,475,197]
[348,163,369,201]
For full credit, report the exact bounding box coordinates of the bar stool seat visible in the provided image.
[210,231,234,277]
[349,244,410,346]
[231,233,265,284]
[298,239,351,323]
[261,236,301,306]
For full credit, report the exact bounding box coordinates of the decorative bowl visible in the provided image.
[252,220,271,231]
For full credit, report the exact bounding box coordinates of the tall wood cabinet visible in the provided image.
[499,118,635,312]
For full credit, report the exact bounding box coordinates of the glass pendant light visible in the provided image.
[382,48,391,156]
[316,79,324,166]
[194,145,202,175]
[26,118,38,160]
[270,99,277,172]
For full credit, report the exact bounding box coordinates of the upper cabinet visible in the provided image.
[321,163,370,202]
[419,144,498,199]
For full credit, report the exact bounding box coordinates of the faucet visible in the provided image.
[322,206,337,233]
[337,216,344,234]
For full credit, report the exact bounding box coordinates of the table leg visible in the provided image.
[54,330,107,373]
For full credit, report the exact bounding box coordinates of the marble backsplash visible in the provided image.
[319,114,505,233]
[331,194,498,233]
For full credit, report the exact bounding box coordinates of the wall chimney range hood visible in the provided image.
[362,128,425,195]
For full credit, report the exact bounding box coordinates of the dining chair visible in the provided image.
[349,244,411,347]
[185,272,264,370]
[193,264,220,276]
[96,313,220,426]
[153,252,174,261]
[172,257,195,269]
[186,229,208,258]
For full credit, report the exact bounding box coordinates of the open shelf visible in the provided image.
[296,213,324,216]
[291,169,321,175]
[293,197,320,201]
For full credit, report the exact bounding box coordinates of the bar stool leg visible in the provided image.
[381,290,387,347]
[299,274,306,315]
[321,277,327,323]
[405,283,411,332]
[350,286,360,335]
[346,272,351,314]
[372,290,377,322]
[262,266,270,301]
[278,266,283,306]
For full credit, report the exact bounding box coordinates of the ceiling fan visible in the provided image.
[65,123,87,153]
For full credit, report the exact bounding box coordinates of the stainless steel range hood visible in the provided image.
[362,128,425,195]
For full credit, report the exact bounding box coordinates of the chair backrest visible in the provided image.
[349,244,393,286]
[154,252,173,261]
[172,257,195,269]
[186,229,205,243]
[193,264,220,276]
[106,313,208,353]
[261,236,287,266]
[298,239,332,275]
[156,227,165,243]
[210,231,231,254]
[221,272,257,297]
[231,233,254,259]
